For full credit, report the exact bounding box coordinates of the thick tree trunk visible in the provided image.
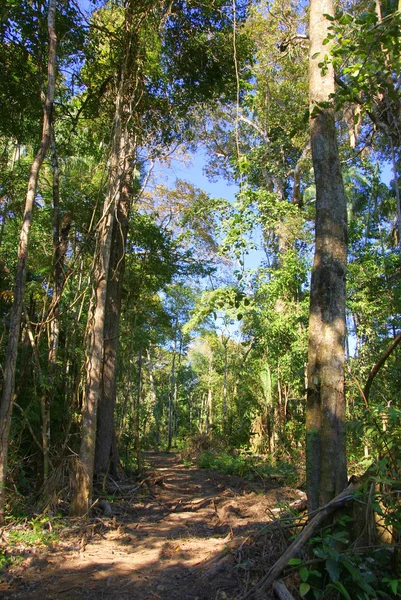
[94,153,130,477]
[306,0,348,513]
[70,84,126,517]
[0,0,56,521]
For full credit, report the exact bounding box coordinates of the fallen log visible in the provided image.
[241,481,358,599]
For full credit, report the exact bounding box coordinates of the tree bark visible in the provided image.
[147,349,160,448]
[168,323,178,451]
[134,346,143,473]
[70,80,126,517]
[0,0,57,521]
[94,148,130,477]
[306,0,348,513]
[222,337,228,428]
[42,129,71,485]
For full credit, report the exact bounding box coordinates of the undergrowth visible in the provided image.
[0,517,60,572]
[290,520,401,599]
[196,449,300,486]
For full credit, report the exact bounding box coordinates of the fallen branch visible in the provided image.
[241,482,358,599]
[272,580,296,600]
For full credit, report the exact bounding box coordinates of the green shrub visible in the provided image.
[291,518,401,599]
[196,450,299,485]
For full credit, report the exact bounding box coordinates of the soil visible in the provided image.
[0,452,305,600]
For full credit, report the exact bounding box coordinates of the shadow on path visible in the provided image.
[0,452,303,600]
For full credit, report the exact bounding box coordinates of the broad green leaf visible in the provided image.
[300,583,311,597]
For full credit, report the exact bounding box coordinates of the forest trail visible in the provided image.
[1,453,304,600]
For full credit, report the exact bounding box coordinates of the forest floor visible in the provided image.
[0,452,306,600]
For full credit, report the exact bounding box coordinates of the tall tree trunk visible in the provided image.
[306,0,348,512]
[147,349,160,448]
[70,80,126,517]
[173,335,183,439]
[0,0,56,521]
[94,147,130,477]
[167,329,177,451]
[222,337,228,428]
[134,346,143,473]
[42,129,71,485]
[207,384,213,433]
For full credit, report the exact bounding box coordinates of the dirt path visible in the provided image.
[0,453,304,600]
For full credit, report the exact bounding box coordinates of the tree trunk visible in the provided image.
[147,349,160,448]
[167,327,178,451]
[173,334,183,439]
[134,346,143,473]
[70,80,126,517]
[42,129,71,485]
[222,337,228,428]
[306,0,348,513]
[94,148,130,477]
[207,386,213,433]
[0,0,56,521]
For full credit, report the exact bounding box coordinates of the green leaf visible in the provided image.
[300,583,311,597]
[288,558,303,566]
[326,558,340,582]
[328,581,352,600]
[332,531,349,543]
[385,579,398,595]
[300,566,310,582]
[338,12,353,25]
[311,52,320,59]
[342,559,361,580]
[313,547,327,559]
